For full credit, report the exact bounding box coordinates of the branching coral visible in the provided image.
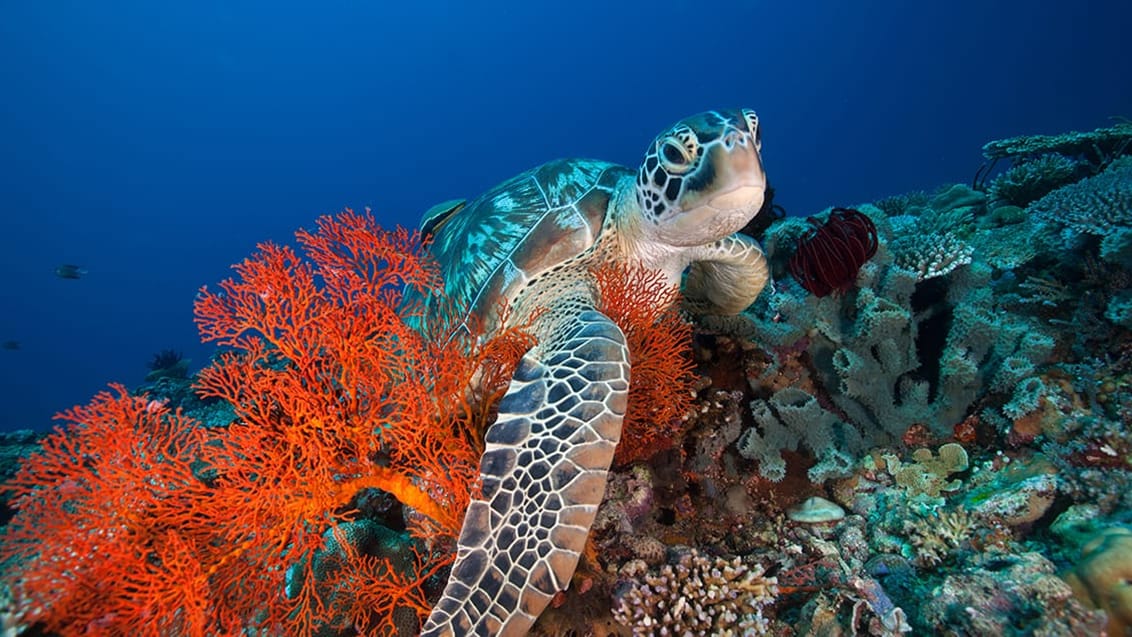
[592,263,697,467]
[987,153,1083,207]
[1,210,530,635]
[612,549,778,635]
[887,185,980,281]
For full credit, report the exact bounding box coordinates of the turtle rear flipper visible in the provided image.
[422,309,629,637]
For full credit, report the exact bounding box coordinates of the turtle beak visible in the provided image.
[709,185,764,214]
[706,140,766,215]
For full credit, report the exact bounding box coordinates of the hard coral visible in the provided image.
[922,551,1107,635]
[982,120,1132,165]
[1063,526,1132,635]
[1028,156,1132,237]
[612,549,778,636]
[987,153,1083,207]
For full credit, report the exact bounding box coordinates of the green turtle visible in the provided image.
[418,109,770,636]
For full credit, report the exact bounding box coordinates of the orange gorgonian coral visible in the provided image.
[0,211,694,635]
[1,209,529,636]
[592,263,698,467]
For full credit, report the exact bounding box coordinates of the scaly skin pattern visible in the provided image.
[421,109,770,636]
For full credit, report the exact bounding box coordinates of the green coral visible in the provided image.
[737,387,859,482]
[988,153,1083,207]
[982,120,1132,164]
[1027,156,1132,236]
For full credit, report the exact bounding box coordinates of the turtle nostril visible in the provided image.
[723,131,744,148]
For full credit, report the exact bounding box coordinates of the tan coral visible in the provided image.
[612,549,778,635]
[904,507,977,567]
[883,443,969,498]
[1062,526,1132,635]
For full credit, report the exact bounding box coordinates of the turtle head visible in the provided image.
[635,109,766,246]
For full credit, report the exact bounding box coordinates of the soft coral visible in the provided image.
[1,385,231,636]
[1,210,529,635]
[1,210,690,634]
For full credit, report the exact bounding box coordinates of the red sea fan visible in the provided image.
[788,207,878,296]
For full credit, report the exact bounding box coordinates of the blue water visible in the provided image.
[1,0,1129,431]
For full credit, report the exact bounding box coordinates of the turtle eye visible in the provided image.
[659,138,694,174]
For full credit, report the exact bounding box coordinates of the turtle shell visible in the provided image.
[422,158,630,329]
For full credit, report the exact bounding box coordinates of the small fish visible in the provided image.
[55,264,88,279]
[1,340,19,351]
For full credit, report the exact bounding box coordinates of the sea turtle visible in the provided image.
[418,109,770,636]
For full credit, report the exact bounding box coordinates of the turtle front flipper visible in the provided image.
[683,232,770,315]
[421,309,629,637]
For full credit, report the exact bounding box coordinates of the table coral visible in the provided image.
[1028,156,1132,237]
[982,121,1132,164]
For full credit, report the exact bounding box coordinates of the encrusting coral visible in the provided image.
[1063,526,1132,635]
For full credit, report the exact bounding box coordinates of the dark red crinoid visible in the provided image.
[788,207,878,297]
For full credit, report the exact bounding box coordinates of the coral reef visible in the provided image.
[719,189,1056,482]
[1029,156,1132,237]
[987,153,1084,207]
[3,122,1132,635]
[145,348,190,381]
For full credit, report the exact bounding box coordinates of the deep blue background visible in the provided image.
[1,1,1130,431]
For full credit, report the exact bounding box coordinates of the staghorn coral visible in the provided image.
[612,549,778,636]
